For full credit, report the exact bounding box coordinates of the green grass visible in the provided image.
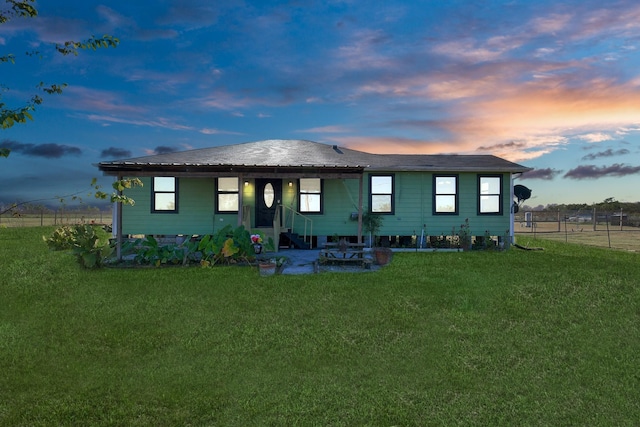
[1,227,639,426]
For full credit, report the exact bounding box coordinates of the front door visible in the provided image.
[255,179,282,227]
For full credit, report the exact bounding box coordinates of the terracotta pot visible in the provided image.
[259,262,277,276]
[373,247,393,266]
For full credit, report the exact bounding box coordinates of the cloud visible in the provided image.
[156,1,222,29]
[100,147,132,158]
[199,128,243,135]
[64,87,144,114]
[314,3,640,164]
[581,148,630,161]
[298,125,352,134]
[1,140,82,158]
[154,146,179,155]
[520,168,563,180]
[564,164,640,179]
[86,114,193,131]
[329,136,454,155]
[431,38,516,63]
[577,133,613,143]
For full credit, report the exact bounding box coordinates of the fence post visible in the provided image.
[592,207,596,231]
[620,208,623,231]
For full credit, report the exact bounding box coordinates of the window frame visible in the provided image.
[298,178,324,214]
[215,176,240,213]
[151,176,179,213]
[477,175,503,215]
[369,174,395,215]
[433,174,459,215]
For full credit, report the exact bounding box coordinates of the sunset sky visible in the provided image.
[2,0,640,207]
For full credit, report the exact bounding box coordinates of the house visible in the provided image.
[97,139,531,249]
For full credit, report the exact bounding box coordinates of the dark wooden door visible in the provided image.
[255,179,282,227]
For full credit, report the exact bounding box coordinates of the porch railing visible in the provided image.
[279,205,314,249]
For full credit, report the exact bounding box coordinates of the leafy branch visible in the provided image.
[0,1,119,130]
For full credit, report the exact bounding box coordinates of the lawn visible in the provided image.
[1,227,639,426]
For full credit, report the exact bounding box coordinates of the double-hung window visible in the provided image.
[433,175,458,214]
[370,175,394,214]
[217,177,239,213]
[478,175,503,214]
[299,178,322,213]
[152,177,178,212]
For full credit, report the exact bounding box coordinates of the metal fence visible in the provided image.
[0,208,112,228]
[515,209,640,251]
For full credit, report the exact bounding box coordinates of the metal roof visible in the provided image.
[98,139,532,175]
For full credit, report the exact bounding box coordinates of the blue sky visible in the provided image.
[2,0,640,208]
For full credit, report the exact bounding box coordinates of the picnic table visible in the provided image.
[319,241,371,267]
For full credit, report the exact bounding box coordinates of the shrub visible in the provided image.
[44,224,113,268]
[123,225,257,268]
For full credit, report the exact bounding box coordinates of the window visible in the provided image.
[299,178,322,213]
[152,177,178,212]
[478,175,503,214]
[370,175,394,214]
[434,175,458,214]
[217,177,239,213]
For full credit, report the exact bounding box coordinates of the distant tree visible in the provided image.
[596,197,621,212]
[0,0,119,156]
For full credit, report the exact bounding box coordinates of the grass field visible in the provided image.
[1,227,639,426]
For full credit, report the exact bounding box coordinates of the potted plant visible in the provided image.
[251,233,263,254]
[362,211,392,266]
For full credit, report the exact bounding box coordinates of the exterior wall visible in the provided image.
[122,177,217,235]
[121,172,513,240]
[332,172,513,239]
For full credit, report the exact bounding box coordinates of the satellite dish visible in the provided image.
[514,185,531,203]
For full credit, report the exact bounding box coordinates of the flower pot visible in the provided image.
[259,262,277,276]
[373,247,393,266]
[253,243,263,254]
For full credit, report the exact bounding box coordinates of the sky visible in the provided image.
[2,0,640,208]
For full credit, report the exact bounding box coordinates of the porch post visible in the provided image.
[358,173,363,243]
[116,174,123,261]
[237,175,244,227]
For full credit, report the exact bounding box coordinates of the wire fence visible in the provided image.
[515,209,640,251]
[0,207,112,228]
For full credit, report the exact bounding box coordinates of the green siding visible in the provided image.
[122,177,216,235]
[121,173,513,238]
[364,171,512,238]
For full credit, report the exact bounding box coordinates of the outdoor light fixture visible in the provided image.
[288,181,293,187]
[244,180,249,187]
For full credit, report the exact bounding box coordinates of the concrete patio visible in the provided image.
[269,248,381,275]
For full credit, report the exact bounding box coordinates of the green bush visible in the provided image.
[44,224,113,268]
[122,235,186,267]
[194,225,254,266]
[123,225,256,267]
